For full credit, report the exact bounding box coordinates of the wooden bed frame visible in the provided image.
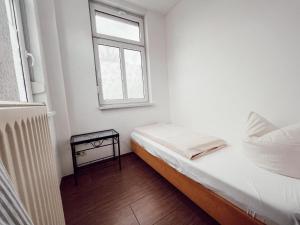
[131,140,264,225]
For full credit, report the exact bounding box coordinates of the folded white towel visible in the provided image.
[134,123,226,159]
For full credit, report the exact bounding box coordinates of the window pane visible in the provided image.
[124,49,144,99]
[5,0,27,102]
[98,45,124,100]
[95,12,140,42]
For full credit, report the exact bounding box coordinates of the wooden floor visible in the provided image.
[60,153,219,225]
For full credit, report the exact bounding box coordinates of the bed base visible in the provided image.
[131,140,264,225]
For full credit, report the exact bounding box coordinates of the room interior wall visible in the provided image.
[166,0,300,143]
[53,0,170,176]
[32,0,72,179]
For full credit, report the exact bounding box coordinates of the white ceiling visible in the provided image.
[124,0,181,14]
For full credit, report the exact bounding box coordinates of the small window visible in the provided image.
[90,3,149,108]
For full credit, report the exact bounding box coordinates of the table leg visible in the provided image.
[112,137,116,160]
[71,144,78,185]
[117,136,121,170]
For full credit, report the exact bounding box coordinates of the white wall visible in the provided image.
[166,0,300,143]
[54,0,170,176]
[30,0,72,179]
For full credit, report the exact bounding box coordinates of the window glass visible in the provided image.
[5,0,27,101]
[124,49,144,99]
[98,45,124,100]
[95,12,140,42]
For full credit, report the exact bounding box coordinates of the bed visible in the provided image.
[131,131,300,225]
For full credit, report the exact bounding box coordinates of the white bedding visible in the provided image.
[134,123,226,159]
[131,132,300,225]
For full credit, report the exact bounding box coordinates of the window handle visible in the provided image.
[25,50,35,67]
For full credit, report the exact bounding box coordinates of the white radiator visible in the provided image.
[0,104,65,225]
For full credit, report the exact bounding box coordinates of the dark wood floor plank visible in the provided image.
[61,153,218,225]
[130,184,181,225]
[153,197,218,225]
[95,206,139,225]
[154,205,201,225]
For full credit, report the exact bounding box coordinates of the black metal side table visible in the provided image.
[70,129,121,185]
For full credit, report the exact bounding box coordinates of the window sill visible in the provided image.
[0,101,44,107]
[99,102,154,110]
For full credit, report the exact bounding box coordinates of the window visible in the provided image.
[4,0,32,102]
[90,3,149,108]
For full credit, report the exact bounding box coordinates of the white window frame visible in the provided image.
[5,0,33,102]
[90,2,149,109]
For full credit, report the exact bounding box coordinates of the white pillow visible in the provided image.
[243,112,300,179]
[245,112,277,137]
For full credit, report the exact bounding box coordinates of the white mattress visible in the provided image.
[131,132,300,225]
